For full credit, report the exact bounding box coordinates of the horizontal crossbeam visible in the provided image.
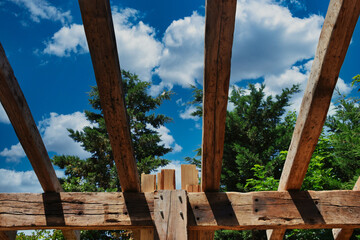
[0,191,359,231]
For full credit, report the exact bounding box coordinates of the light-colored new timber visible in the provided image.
[268,0,360,239]
[160,169,176,190]
[0,43,79,240]
[332,177,360,240]
[181,165,198,190]
[201,0,237,192]
[78,0,140,192]
[1,191,360,231]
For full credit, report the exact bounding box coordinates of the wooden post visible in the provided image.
[155,190,187,240]
[182,165,214,240]
[133,174,157,240]
[0,231,16,240]
[160,169,176,190]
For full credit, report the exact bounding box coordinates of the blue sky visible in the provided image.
[0,0,359,193]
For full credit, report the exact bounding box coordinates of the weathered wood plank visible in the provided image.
[268,1,360,238]
[0,42,80,240]
[155,190,187,240]
[332,177,360,240]
[201,0,237,192]
[0,43,62,193]
[1,191,359,231]
[78,0,140,192]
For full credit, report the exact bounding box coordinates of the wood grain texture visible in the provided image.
[1,191,359,231]
[161,169,176,190]
[155,190,187,240]
[0,43,62,193]
[201,0,237,192]
[141,174,156,192]
[78,0,140,192]
[332,177,360,240]
[157,172,163,190]
[269,1,360,238]
[181,165,198,190]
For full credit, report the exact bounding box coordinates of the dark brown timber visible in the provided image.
[78,0,140,192]
[268,0,360,239]
[201,0,237,192]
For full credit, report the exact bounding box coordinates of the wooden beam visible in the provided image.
[78,0,140,192]
[268,0,360,239]
[1,191,360,231]
[181,165,198,190]
[201,0,237,192]
[0,43,80,240]
[332,177,360,240]
[155,190,187,239]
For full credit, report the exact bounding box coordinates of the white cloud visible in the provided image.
[0,143,26,163]
[0,169,42,193]
[44,8,162,82]
[0,111,96,163]
[154,12,205,89]
[0,169,64,193]
[8,0,71,24]
[43,24,87,57]
[38,112,96,158]
[147,125,182,153]
[112,8,163,81]
[0,103,10,124]
[179,105,200,121]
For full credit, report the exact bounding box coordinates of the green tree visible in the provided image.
[51,70,172,239]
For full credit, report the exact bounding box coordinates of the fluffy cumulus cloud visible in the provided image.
[153,12,205,90]
[43,24,87,57]
[147,125,182,153]
[179,105,200,121]
[0,168,64,193]
[38,112,97,158]
[44,8,162,82]
[7,0,71,24]
[0,103,10,124]
[0,143,26,163]
[0,112,96,163]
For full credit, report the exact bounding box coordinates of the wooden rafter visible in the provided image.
[1,191,360,231]
[201,0,237,192]
[0,44,80,240]
[78,0,140,192]
[268,0,360,239]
